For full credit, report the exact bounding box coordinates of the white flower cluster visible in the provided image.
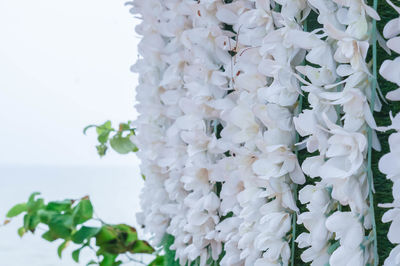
[291,0,381,264]
[129,0,389,265]
[130,0,231,264]
[379,113,400,266]
[213,1,315,265]
[129,0,184,245]
[380,0,400,102]
[379,1,400,265]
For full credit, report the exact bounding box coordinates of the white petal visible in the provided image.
[383,18,400,39]
[388,37,400,54]
[388,217,400,243]
[387,88,400,101]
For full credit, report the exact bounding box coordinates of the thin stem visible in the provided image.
[87,245,101,264]
[124,254,147,265]
[366,0,379,264]
[93,212,107,225]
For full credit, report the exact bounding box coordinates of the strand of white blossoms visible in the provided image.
[293,0,382,264]
[286,0,340,263]
[379,112,400,266]
[215,0,307,265]
[131,0,235,264]
[379,1,400,264]
[164,1,237,264]
[129,0,182,245]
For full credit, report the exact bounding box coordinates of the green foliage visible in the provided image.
[6,203,27,218]
[5,193,161,266]
[84,121,138,157]
[160,234,180,266]
[148,255,165,266]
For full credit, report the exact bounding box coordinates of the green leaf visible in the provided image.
[37,209,58,224]
[96,121,113,145]
[46,200,73,212]
[72,199,93,225]
[161,234,179,266]
[23,214,29,230]
[118,122,131,132]
[23,214,40,232]
[72,226,100,244]
[100,253,118,266]
[96,144,108,157]
[57,240,69,258]
[86,260,97,266]
[72,248,81,263]
[130,240,154,254]
[141,174,146,180]
[27,198,45,213]
[98,131,111,145]
[48,215,73,238]
[6,203,27,218]
[83,124,97,135]
[328,241,340,255]
[28,192,41,202]
[29,215,40,232]
[96,121,112,134]
[96,226,118,246]
[17,227,26,237]
[148,255,165,266]
[109,135,138,154]
[114,224,137,244]
[42,230,59,242]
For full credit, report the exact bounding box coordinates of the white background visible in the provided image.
[0,0,144,265]
[0,0,139,166]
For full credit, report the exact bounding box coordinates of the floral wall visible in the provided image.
[128,0,400,265]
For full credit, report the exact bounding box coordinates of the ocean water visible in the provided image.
[0,165,146,266]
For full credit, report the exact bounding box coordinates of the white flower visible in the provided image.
[252,147,305,184]
[380,58,400,101]
[382,207,400,243]
[302,113,366,180]
[378,0,400,101]
[379,112,400,265]
[220,101,260,144]
[384,245,400,266]
[325,212,366,266]
[296,184,331,265]
[294,109,329,154]
[379,132,400,181]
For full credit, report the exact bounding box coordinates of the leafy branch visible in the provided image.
[84,121,138,157]
[4,193,163,266]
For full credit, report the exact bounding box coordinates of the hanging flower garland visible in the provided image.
[379,1,400,265]
[129,0,400,265]
[128,0,180,246]
[379,112,400,266]
[165,1,231,264]
[215,0,308,264]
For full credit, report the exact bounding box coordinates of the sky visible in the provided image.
[0,0,141,166]
[0,2,145,264]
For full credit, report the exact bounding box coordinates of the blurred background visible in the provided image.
[0,0,143,264]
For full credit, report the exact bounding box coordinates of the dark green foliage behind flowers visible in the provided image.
[160,234,180,266]
[369,0,400,261]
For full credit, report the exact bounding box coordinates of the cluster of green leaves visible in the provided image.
[5,193,164,266]
[84,121,138,157]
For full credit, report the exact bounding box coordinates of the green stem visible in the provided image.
[366,0,379,264]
